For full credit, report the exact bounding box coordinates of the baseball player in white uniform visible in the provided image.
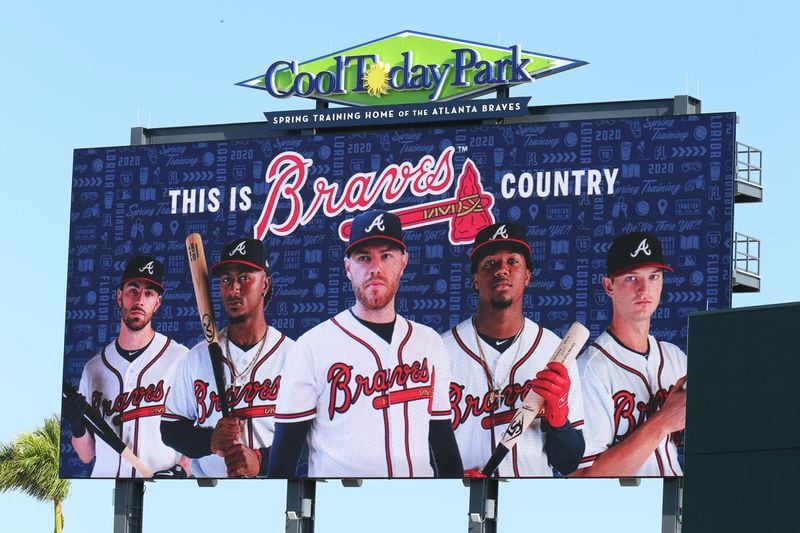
[575,232,687,477]
[63,256,189,478]
[161,237,293,478]
[444,222,585,478]
[269,210,462,478]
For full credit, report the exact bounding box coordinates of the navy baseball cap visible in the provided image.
[470,222,533,273]
[606,232,674,277]
[345,210,406,256]
[120,256,165,293]
[211,238,270,275]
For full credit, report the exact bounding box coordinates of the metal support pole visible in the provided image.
[466,478,499,533]
[113,479,145,533]
[661,477,683,533]
[286,479,316,533]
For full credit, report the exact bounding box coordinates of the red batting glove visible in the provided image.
[464,468,488,478]
[532,361,571,428]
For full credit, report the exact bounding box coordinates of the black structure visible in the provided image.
[684,302,800,532]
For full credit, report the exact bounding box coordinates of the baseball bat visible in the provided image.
[185,233,230,417]
[481,322,590,476]
[62,381,154,478]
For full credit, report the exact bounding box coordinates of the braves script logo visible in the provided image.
[193,377,281,424]
[612,384,676,441]
[326,358,430,420]
[92,380,165,421]
[364,214,385,233]
[449,379,538,431]
[630,238,652,258]
[138,261,155,275]
[254,146,495,245]
[490,225,509,240]
[229,241,248,256]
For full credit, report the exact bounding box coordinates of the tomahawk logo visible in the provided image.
[491,225,509,240]
[630,238,652,258]
[364,214,386,233]
[138,261,155,275]
[229,241,248,256]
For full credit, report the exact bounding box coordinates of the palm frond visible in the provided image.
[0,415,70,503]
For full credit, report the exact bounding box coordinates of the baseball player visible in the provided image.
[62,256,189,478]
[160,237,293,478]
[269,210,462,478]
[443,222,585,477]
[574,232,687,477]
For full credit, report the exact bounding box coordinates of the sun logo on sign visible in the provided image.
[363,61,391,97]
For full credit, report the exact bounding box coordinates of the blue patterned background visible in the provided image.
[63,113,735,476]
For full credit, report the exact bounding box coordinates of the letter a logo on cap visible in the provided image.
[138,261,155,275]
[364,214,386,233]
[630,238,652,258]
[229,240,248,257]
[491,224,509,240]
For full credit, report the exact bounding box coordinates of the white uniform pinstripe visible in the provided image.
[443,318,585,477]
[78,332,188,478]
[275,310,452,478]
[578,330,686,476]
[164,327,292,477]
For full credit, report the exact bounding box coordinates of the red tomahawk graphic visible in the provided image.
[338,159,495,245]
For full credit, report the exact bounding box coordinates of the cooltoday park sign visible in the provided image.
[237,30,586,129]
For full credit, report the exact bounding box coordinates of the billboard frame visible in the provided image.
[105,93,728,533]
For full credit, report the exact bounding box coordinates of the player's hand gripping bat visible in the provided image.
[185,233,230,417]
[62,380,154,478]
[481,322,590,476]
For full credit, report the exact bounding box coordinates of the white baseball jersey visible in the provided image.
[275,310,453,478]
[77,332,188,478]
[578,330,686,476]
[164,326,292,477]
[443,317,585,477]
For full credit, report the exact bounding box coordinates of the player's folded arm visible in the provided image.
[428,419,464,478]
[543,421,585,475]
[160,418,214,458]
[268,420,312,478]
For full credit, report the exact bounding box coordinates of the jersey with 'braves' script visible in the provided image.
[578,330,686,476]
[163,327,292,477]
[444,318,584,477]
[78,332,188,478]
[275,310,452,478]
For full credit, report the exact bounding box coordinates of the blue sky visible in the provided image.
[1,1,797,531]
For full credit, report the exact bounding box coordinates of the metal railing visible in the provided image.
[734,232,761,277]
[737,142,763,187]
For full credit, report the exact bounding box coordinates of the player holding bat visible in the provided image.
[161,237,293,478]
[443,222,586,477]
[573,232,687,477]
[62,256,189,478]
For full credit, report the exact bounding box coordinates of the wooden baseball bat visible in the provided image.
[481,322,590,476]
[62,380,154,478]
[185,233,230,417]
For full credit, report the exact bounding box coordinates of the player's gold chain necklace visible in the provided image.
[224,326,269,384]
[471,316,525,406]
